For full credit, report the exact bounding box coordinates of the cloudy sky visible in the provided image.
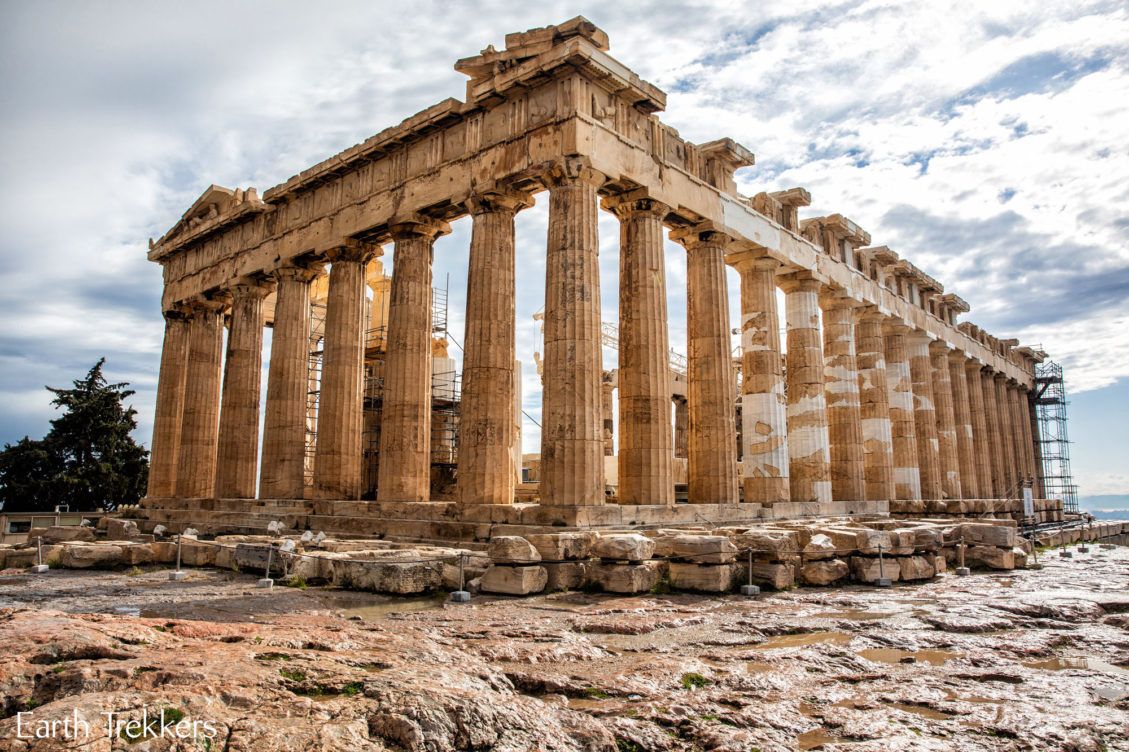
[1,0,1126,498]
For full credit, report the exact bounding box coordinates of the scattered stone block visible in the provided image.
[912,527,943,552]
[889,529,917,555]
[60,543,124,569]
[955,523,1017,548]
[803,534,837,561]
[850,556,901,584]
[526,532,596,561]
[668,562,735,592]
[330,559,443,594]
[543,562,587,591]
[898,555,934,581]
[1010,546,1029,569]
[480,565,548,595]
[41,526,95,543]
[731,529,798,559]
[488,536,541,564]
[105,518,140,540]
[928,553,947,574]
[590,560,664,593]
[591,533,655,562]
[749,561,794,590]
[655,534,737,564]
[800,558,849,586]
[118,542,156,565]
[967,545,1015,570]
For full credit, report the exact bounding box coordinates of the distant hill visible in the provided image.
[1079,495,1129,520]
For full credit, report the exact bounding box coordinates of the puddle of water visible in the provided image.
[1023,657,1129,677]
[943,689,1000,704]
[753,632,852,650]
[813,609,896,621]
[745,661,775,674]
[313,592,447,620]
[112,605,141,617]
[858,648,961,666]
[798,728,836,750]
[888,702,954,720]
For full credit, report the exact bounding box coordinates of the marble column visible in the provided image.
[855,309,894,502]
[378,220,448,502]
[821,292,865,501]
[260,264,320,499]
[907,333,942,500]
[981,369,1006,497]
[736,257,789,504]
[1019,389,1037,485]
[1027,393,1045,497]
[949,352,979,499]
[883,322,920,500]
[673,227,739,505]
[540,159,606,506]
[674,397,688,459]
[215,280,270,498]
[601,373,616,457]
[964,361,991,498]
[457,190,530,505]
[176,300,226,498]
[608,195,674,506]
[995,375,1018,494]
[929,341,961,499]
[147,310,189,497]
[1008,384,1031,487]
[780,273,832,504]
[314,243,376,500]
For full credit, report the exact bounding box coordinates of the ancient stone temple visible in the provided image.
[142,18,1049,540]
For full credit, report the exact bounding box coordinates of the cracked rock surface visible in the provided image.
[1,546,1127,751]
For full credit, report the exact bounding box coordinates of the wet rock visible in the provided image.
[654,534,737,564]
[526,532,597,561]
[591,534,654,563]
[668,562,735,592]
[489,536,542,565]
[590,561,663,592]
[923,611,1014,633]
[749,561,795,589]
[800,558,849,586]
[898,555,935,581]
[480,565,548,595]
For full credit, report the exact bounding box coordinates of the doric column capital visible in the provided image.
[228,275,275,300]
[184,293,230,317]
[964,357,985,373]
[818,285,862,310]
[776,269,822,294]
[669,222,736,252]
[928,339,952,356]
[732,253,780,274]
[326,239,382,264]
[162,303,192,322]
[271,260,324,284]
[389,216,451,242]
[881,318,913,336]
[949,349,971,365]
[466,186,534,216]
[855,304,886,323]
[601,191,671,221]
[991,370,1007,382]
[540,156,607,189]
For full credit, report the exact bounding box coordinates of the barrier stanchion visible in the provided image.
[30,536,49,574]
[257,546,275,588]
[740,548,760,596]
[449,552,471,603]
[875,545,891,587]
[168,535,187,581]
[955,538,970,576]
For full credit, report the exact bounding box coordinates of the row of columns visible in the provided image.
[148,160,1041,507]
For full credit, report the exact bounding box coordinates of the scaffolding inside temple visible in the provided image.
[1033,359,1078,514]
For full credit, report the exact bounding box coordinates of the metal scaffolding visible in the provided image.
[1033,360,1078,514]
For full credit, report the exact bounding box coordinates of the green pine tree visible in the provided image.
[0,359,149,512]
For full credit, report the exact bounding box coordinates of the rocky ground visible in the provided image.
[1,545,1127,751]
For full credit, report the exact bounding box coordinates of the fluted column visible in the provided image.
[948,352,979,499]
[907,333,942,500]
[606,195,674,506]
[674,397,688,459]
[780,273,832,504]
[735,257,789,504]
[821,292,865,501]
[883,322,920,500]
[147,310,189,498]
[601,373,616,457]
[929,341,961,500]
[672,226,739,505]
[540,158,606,506]
[315,242,376,500]
[1008,384,1031,487]
[1028,393,1045,497]
[260,263,321,499]
[176,299,226,498]
[378,220,448,502]
[981,369,1006,497]
[215,280,270,498]
[457,190,530,505]
[995,375,1017,495]
[856,309,894,502]
[964,360,991,497]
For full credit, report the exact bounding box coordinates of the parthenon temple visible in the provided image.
[140,18,1053,540]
